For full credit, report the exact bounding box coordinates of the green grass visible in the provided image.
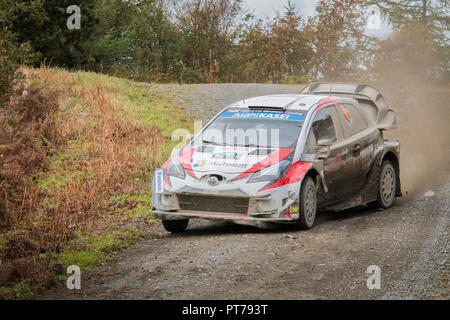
[110,193,155,220]
[13,280,45,300]
[59,250,103,270]
[58,234,129,270]
[57,229,152,271]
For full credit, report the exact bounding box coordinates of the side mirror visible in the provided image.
[186,134,195,144]
[316,137,335,159]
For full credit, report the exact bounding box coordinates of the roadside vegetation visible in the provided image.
[0,66,192,299]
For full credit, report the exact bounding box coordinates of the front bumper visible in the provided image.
[151,168,301,228]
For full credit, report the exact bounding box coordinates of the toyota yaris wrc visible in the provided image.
[151,83,401,233]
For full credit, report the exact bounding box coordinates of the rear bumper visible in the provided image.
[152,209,296,229]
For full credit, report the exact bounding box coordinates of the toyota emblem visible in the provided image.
[207,176,220,186]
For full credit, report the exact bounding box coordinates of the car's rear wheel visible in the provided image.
[162,219,189,233]
[296,176,317,229]
[368,160,397,209]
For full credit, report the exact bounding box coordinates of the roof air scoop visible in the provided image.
[247,105,286,111]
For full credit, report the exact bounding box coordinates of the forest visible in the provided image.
[1,0,448,89]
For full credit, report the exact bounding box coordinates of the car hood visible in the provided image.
[179,145,294,177]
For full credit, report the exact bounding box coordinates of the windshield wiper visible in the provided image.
[201,139,233,146]
[202,139,219,145]
[203,140,256,148]
[236,143,258,148]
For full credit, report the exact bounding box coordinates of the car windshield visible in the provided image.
[196,108,305,149]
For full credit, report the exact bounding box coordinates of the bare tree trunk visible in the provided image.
[422,0,427,24]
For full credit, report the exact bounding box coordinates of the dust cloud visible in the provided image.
[379,82,449,195]
[369,25,449,196]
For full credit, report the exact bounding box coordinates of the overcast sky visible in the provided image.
[244,0,391,38]
[244,0,319,20]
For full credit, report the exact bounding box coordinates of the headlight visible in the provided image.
[167,159,185,180]
[247,160,291,183]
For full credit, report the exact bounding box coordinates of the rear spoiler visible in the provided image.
[302,82,397,130]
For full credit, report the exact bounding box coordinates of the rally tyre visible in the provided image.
[162,219,189,233]
[368,160,397,209]
[297,176,317,230]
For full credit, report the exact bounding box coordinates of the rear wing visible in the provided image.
[302,82,397,130]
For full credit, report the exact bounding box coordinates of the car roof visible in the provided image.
[228,94,357,112]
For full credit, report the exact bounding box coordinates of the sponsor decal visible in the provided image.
[154,169,164,193]
[212,151,242,160]
[218,111,305,121]
[209,161,249,169]
[288,205,299,214]
[192,160,208,168]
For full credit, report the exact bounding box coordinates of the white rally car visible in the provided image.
[152,83,401,233]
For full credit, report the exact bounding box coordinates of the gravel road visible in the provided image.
[41,84,449,300]
[149,83,306,122]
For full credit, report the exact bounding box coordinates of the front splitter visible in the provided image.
[152,210,296,229]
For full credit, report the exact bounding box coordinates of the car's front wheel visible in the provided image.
[368,160,397,209]
[296,176,317,229]
[162,219,189,233]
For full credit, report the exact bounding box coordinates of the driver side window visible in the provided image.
[305,107,337,154]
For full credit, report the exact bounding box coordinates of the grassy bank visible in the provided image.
[0,67,192,299]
